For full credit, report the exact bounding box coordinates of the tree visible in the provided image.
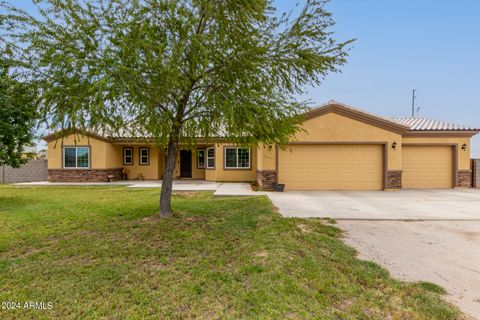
[0,55,37,168]
[1,0,352,216]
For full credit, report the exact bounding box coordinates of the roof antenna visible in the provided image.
[411,89,416,117]
[416,106,421,116]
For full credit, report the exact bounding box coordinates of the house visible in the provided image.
[44,101,479,190]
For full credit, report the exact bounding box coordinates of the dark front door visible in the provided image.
[180,150,192,178]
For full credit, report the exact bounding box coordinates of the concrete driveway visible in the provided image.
[268,189,480,319]
[267,189,480,220]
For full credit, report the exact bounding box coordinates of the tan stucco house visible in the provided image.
[44,101,479,190]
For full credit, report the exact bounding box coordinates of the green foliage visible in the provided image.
[0,56,37,167]
[419,281,447,294]
[0,0,352,147]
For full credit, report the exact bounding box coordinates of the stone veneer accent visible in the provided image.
[256,170,277,190]
[385,170,402,189]
[457,170,471,188]
[48,168,123,182]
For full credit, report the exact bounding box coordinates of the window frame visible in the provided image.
[197,148,206,169]
[139,147,150,166]
[123,147,133,165]
[224,147,251,170]
[206,147,215,169]
[62,146,90,169]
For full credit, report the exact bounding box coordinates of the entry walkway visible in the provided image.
[14,180,219,191]
[13,180,267,195]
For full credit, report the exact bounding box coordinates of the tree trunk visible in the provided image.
[159,137,179,217]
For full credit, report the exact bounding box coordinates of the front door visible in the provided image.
[180,150,192,178]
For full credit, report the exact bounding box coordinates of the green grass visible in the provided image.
[0,186,462,319]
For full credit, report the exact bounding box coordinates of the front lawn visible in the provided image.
[0,186,461,319]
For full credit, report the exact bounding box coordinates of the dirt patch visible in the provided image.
[141,214,161,224]
[172,191,201,198]
[254,251,269,258]
[297,223,311,234]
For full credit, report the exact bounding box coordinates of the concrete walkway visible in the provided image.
[13,180,270,195]
[14,180,220,191]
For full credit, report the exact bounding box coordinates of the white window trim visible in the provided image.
[206,147,215,169]
[63,147,90,169]
[139,147,149,165]
[123,147,133,165]
[197,149,206,169]
[224,147,251,169]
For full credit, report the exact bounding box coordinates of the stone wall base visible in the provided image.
[256,170,277,190]
[48,168,123,182]
[385,170,402,189]
[457,170,471,188]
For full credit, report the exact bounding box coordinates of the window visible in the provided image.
[139,148,149,165]
[123,148,133,165]
[197,149,206,168]
[206,147,215,169]
[63,147,89,168]
[224,147,250,169]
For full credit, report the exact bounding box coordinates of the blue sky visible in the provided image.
[5,1,480,156]
[276,0,480,157]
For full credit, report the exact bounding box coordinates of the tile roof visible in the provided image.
[391,117,479,131]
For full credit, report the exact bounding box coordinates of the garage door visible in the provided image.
[278,144,384,190]
[402,145,453,189]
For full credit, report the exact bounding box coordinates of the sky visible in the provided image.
[275,0,480,157]
[4,1,480,156]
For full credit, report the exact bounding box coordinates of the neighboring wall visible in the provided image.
[473,159,480,188]
[1,159,48,183]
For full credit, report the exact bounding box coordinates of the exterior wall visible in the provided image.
[256,144,277,189]
[385,171,402,189]
[173,148,206,179]
[290,113,402,170]
[45,123,476,187]
[47,134,159,180]
[256,144,276,171]
[1,159,48,183]
[457,170,471,188]
[48,168,122,182]
[256,170,277,189]
[255,113,404,189]
[113,145,160,180]
[47,134,110,169]
[205,143,257,182]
